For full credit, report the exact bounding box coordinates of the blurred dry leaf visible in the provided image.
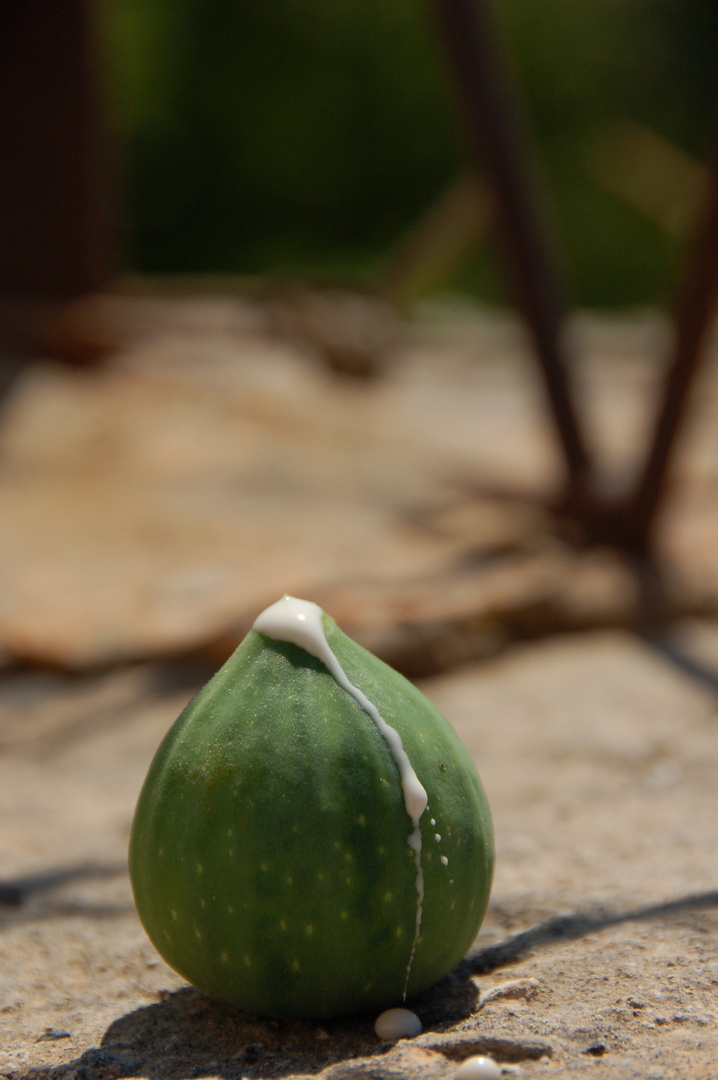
[582,120,707,238]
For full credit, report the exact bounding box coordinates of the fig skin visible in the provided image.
[129,612,494,1019]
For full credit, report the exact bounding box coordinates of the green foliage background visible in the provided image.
[103,0,718,307]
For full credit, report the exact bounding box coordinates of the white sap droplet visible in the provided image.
[430,818,436,826]
[253,595,428,994]
[454,1056,501,1080]
[441,855,449,866]
[435,833,442,842]
[253,597,428,823]
[374,1007,422,1041]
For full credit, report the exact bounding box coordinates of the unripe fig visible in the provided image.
[129,597,493,1019]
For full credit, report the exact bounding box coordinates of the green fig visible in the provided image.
[129,596,493,1019]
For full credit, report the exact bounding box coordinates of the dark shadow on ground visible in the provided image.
[10,888,718,1080]
[643,632,718,700]
[0,350,27,410]
[9,976,478,1080]
[0,862,126,908]
[466,888,718,974]
[0,863,133,928]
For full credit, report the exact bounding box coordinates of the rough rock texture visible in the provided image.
[1,627,717,1079]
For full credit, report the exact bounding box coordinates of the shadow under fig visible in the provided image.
[11,887,718,1080]
[14,984,447,1080]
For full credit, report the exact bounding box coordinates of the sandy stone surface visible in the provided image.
[3,299,718,673]
[0,300,550,668]
[1,626,717,1079]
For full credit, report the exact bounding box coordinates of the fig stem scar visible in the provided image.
[252,595,428,996]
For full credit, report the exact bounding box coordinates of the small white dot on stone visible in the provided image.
[374,1008,422,1041]
[454,1056,501,1080]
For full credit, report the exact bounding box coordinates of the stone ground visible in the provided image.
[1,627,718,1079]
[1,299,718,1078]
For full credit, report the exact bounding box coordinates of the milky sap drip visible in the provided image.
[252,595,428,996]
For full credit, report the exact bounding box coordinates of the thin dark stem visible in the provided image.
[628,137,718,548]
[0,0,111,298]
[430,0,592,493]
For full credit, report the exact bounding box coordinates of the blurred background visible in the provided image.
[3,0,718,671]
[101,0,718,307]
[4,9,718,1073]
